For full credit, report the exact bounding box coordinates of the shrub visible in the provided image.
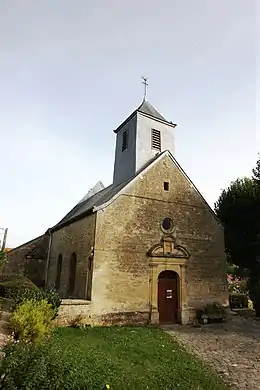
[196,302,226,324]
[0,341,74,390]
[227,274,248,294]
[9,286,43,309]
[229,293,249,309]
[43,289,61,317]
[10,299,55,343]
[0,276,38,300]
[7,284,61,318]
[247,277,260,316]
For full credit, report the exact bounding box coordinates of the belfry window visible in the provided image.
[151,129,161,151]
[122,130,128,152]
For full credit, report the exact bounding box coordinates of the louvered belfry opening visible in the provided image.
[151,129,161,151]
[122,130,128,152]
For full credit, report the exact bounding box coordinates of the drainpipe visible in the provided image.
[45,229,52,289]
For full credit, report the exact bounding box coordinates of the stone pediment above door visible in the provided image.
[147,235,190,259]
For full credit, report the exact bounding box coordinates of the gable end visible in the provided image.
[94,150,222,227]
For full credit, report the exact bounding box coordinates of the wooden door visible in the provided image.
[158,272,178,324]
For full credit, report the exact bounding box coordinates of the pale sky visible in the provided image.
[0,0,258,248]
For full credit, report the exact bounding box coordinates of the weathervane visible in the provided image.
[141,76,148,101]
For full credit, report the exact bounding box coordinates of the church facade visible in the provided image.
[5,100,229,325]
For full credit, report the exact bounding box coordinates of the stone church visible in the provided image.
[5,99,228,325]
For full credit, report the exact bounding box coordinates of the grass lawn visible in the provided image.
[0,326,228,390]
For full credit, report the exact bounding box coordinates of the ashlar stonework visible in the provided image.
[89,153,228,325]
[4,100,229,326]
[48,151,228,326]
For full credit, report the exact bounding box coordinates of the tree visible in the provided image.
[253,154,260,183]
[215,177,259,267]
[215,162,260,315]
[227,263,249,279]
[252,154,260,238]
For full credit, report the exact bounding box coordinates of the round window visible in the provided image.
[161,217,174,232]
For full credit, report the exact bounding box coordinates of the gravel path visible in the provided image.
[165,316,260,389]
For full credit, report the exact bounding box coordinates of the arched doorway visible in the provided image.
[158,270,179,324]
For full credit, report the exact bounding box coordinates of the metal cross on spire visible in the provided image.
[141,76,148,101]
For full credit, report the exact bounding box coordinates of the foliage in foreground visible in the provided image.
[9,286,61,317]
[0,326,228,390]
[215,154,260,315]
[215,177,259,269]
[0,275,61,316]
[10,299,55,343]
[227,273,247,294]
[196,302,226,323]
[0,276,38,300]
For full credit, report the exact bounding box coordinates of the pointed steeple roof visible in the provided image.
[137,100,168,122]
[114,100,176,133]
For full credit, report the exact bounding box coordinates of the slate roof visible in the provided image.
[49,148,222,232]
[49,101,175,232]
[137,100,168,123]
[25,236,49,259]
[6,234,48,257]
[78,181,105,204]
[114,100,176,133]
[49,151,164,232]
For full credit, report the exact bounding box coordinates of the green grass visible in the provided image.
[0,326,229,390]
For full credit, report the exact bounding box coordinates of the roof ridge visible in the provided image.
[114,100,175,133]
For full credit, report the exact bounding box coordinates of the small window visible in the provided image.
[164,181,169,191]
[161,217,174,232]
[122,130,128,152]
[151,129,161,151]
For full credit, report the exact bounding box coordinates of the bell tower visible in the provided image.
[112,99,177,186]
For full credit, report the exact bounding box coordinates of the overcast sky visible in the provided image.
[0,0,258,248]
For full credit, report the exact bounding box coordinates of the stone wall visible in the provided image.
[56,299,92,326]
[46,213,96,300]
[47,153,228,326]
[56,300,149,327]
[91,153,228,324]
[3,235,48,286]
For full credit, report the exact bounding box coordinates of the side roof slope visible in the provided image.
[49,151,221,232]
[49,152,164,232]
